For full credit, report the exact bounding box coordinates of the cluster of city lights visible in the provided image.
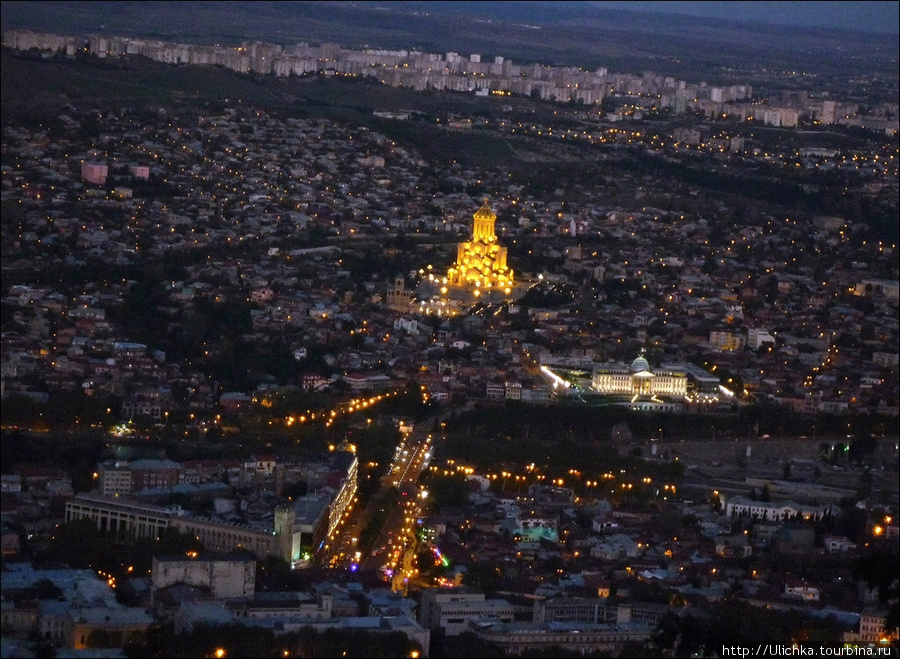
[283,390,399,428]
[430,459,676,500]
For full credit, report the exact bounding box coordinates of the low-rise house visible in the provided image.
[783,577,820,602]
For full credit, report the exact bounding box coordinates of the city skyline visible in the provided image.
[0,4,897,658]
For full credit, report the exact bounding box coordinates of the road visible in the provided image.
[321,415,438,582]
[361,421,436,588]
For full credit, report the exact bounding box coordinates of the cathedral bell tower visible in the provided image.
[471,201,498,242]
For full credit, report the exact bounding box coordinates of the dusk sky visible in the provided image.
[589,1,900,34]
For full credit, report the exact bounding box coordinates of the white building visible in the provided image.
[151,554,256,600]
[469,619,654,655]
[854,279,899,300]
[858,608,895,643]
[591,353,687,397]
[747,328,776,350]
[97,461,132,496]
[419,587,514,636]
[783,578,820,602]
[823,535,856,553]
[725,495,833,521]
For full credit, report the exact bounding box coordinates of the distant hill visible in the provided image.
[1,1,897,84]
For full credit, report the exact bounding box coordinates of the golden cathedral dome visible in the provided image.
[473,201,496,222]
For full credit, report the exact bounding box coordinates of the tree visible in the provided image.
[651,610,681,652]
[848,435,877,464]
[432,630,504,658]
[422,472,471,511]
[618,641,659,657]
[853,547,900,604]
[27,578,63,600]
[463,561,502,597]
[885,603,899,636]
[282,480,309,500]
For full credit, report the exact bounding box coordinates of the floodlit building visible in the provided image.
[447,202,514,290]
[591,353,688,397]
[435,202,529,304]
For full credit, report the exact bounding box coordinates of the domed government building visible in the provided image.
[540,350,725,412]
[591,352,689,398]
[584,350,727,411]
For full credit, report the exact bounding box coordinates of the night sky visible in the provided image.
[3,2,898,36]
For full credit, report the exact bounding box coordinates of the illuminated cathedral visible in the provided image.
[447,201,514,294]
[436,201,527,304]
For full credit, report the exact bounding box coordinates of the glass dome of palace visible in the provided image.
[630,355,651,373]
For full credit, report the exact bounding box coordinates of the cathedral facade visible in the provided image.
[438,201,528,303]
[447,201,515,293]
